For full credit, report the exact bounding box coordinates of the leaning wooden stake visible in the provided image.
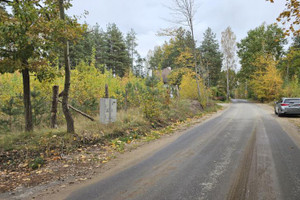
[51,85,59,128]
[58,100,95,121]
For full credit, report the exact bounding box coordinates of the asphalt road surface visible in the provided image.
[67,100,300,200]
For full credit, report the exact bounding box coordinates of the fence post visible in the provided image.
[51,85,59,128]
[105,84,109,98]
[125,88,128,111]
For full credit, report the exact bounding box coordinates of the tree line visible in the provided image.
[69,24,144,77]
[147,20,300,103]
[1,0,299,133]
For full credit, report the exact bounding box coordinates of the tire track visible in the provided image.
[227,126,257,200]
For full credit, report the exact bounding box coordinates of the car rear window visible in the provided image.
[284,99,300,103]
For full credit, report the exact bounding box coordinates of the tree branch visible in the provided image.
[0,0,13,4]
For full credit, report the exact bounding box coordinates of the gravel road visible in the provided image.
[65,100,300,200]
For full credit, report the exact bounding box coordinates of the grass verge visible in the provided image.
[0,100,221,172]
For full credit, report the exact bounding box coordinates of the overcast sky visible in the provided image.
[68,0,286,58]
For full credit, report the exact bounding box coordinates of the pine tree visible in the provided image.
[125,29,139,73]
[199,28,223,87]
[69,26,94,67]
[93,24,106,71]
[104,23,130,77]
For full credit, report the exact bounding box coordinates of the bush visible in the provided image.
[283,76,300,97]
[29,157,45,170]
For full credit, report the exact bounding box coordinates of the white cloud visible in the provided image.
[68,0,286,57]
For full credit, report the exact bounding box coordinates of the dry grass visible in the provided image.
[0,100,219,172]
[74,107,149,141]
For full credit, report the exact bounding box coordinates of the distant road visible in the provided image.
[67,100,300,200]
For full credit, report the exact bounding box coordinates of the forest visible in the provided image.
[0,0,300,186]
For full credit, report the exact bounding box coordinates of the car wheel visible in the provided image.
[275,109,278,115]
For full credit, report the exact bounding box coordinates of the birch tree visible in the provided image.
[221,27,236,101]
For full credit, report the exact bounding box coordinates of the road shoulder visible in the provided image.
[258,103,300,148]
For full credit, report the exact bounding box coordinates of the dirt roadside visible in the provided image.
[0,104,230,200]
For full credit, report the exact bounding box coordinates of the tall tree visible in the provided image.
[159,28,193,70]
[218,69,237,99]
[250,54,283,102]
[148,46,163,70]
[69,27,94,68]
[169,0,202,100]
[221,27,236,101]
[149,28,195,71]
[237,24,286,80]
[0,0,83,132]
[134,55,146,77]
[279,36,300,81]
[92,24,106,71]
[199,27,223,87]
[0,1,44,132]
[125,29,139,73]
[104,23,130,77]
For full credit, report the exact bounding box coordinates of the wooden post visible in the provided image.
[105,84,109,98]
[165,88,171,105]
[51,85,59,128]
[124,88,128,111]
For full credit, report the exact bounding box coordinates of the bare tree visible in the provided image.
[221,27,236,101]
[168,0,202,101]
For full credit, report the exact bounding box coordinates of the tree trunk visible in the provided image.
[226,65,230,101]
[124,88,128,111]
[286,63,289,82]
[245,80,248,98]
[190,23,202,101]
[22,67,33,132]
[51,85,59,128]
[59,0,74,133]
[176,85,180,98]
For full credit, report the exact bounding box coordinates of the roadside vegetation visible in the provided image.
[0,60,220,191]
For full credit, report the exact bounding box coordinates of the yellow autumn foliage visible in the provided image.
[250,55,283,101]
[175,48,194,68]
[0,61,165,131]
[180,72,198,100]
[179,70,210,107]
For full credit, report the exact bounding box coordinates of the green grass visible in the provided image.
[0,128,75,152]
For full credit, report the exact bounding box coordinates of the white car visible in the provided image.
[275,98,300,117]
